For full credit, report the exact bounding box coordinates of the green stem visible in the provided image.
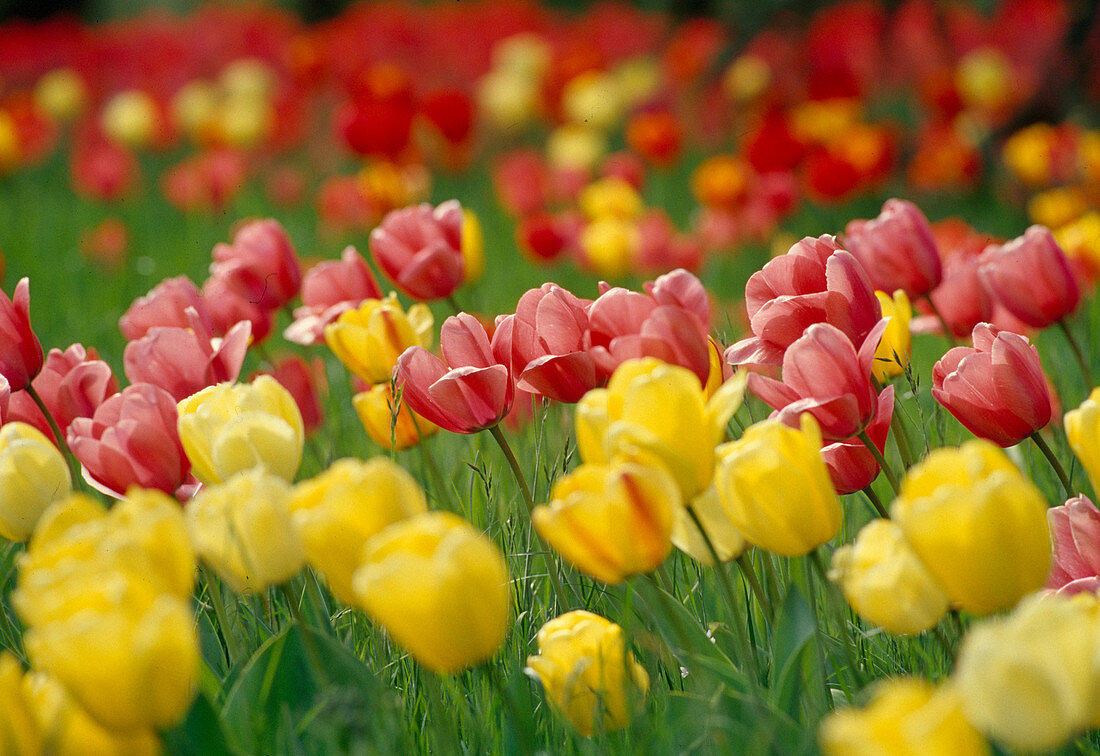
[735,553,773,621]
[279,583,331,686]
[861,485,890,519]
[889,401,916,471]
[446,295,464,317]
[857,430,900,496]
[1058,318,1094,391]
[25,383,84,491]
[204,571,245,668]
[922,295,960,348]
[760,552,783,607]
[1030,431,1072,499]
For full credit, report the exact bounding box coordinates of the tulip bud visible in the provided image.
[324,294,434,385]
[525,610,649,736]
[891,440,1050,615]
[177,374,305,485]
[352,382,440,451]
[830,520,949,635]
[0,422,71,542]
[0,278,45,392]
[353,511,510,673]
[977,225,1080,329]
[715,415,841,556]
[872,290,912,382]
[0,652,41,755]
[370,201,466,301]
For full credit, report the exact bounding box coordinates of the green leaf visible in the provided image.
[161,689,236,756]
[769,586,817,718]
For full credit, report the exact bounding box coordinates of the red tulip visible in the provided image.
[370,200,465,301]
[67,383,191,497]
[726,235,880,369]
[202,271,274,344]
[284,246,383,346]
[843,198,942,300]
[0,278,44,392]
[978,225,1081,329]
[210,218,302,311]
[123,308,251,402]
[395,313,513,434]
[119,276,208,341]
[6,344,118,438]
[1047,495,1100,595]
[820,386,894,494]
[748,320,887,441]
[932,323,1051,446]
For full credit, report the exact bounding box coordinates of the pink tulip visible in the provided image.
[370,200,465,301]
[492,283,598,403]
[843,198,942,300]
[119,276,209,341]
[6,344,118,437]
[820,386,894,494]
[284,246,384,345]
[202,271,274,344]
[726,235,881,368]
[67,383,191,497]
[932,323,1051,447]
[123,308,251,402]
[0,278,44,392]
[911,255,993,338]
[210,218,302,310]
[1047,495,1100,595]
[978,225,1081,329]
[748,320,888,441]
[0,375,9,422]
[395,313,513,434]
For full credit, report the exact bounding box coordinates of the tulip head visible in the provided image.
[352,382,440,451]
[0,422,71,542]
[872,290,912,382]
[324,294,434,384]
[0,278,44,391]
[1065,387,1100,494]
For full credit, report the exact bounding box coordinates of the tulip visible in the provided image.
[525,610,649,736]
[532,459,679,584]
[830,520,949,635]
[394,313,513,434]
[352,511,510,673]
[0,422,71,542]
[254,354,326,437]
[284,246,384,345]
[670,486,747,565]
[891,440,1051,615]
[461,208,485,284]
[352,382,439,451]
[819,677,989,756]
[574,357,746,499]
[953,593,1100,752]
[491,282,599,403]
[578,216,636,278]
[209,218,302,310]
[0,277,44,391]
[916,255,993,340]
[748,320,887,441]
[1047,495,1100,594]
[977,225,1080,329]
[715,415,841,556]
[67,383,191,497]
[370,200,465,301]
[820,386,894,495]
[176,375,304,486]
[118,275,209,341]
[1064,387,1100,493]
[872,290,911,382]
[726,235,880,368]
[0,652,42,755]
[188,468,305,594]
[200,271,274,344]
[6,343,118,438]
[843,199,942,300]
[932,323,1051,447]
[290,458,428,605]
[123,307,251,402]
[324,294,434,385]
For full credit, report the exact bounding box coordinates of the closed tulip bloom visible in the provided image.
[820,386,894,495]
[715,415,841,556]
[254,354,325,436]
[820,678,989,756]
[290,458,427,605]
[0,277,44,391]
[954,593,1100,752]
[118,275,209,341]
[0,652,42,755]
[284,246,383,345]
[324,294,434,384]
[1065,387,1100,494]
[891,440,1051,615]
[187,468,305,594]
[352,511,510,673]
[370,200,465,301]
[977,225,1080,328]
[670,486,747,565]
[395,313,513,434]
[461,208,485,284]
[67,383,191,497]
[0,422,71,542]
[525,610,649,736]
[872,290,911,382]
[352,382,439,451]
[1047,495,1100,594]
[726,236,880,368]
[210,218,302,310]
[574,358,746,499]
[6,344,118,438]
[177,375,304,486]
[932,323,1051,446]
[843,199,943,300]
[830,520,949,635]
[533,460,679,584]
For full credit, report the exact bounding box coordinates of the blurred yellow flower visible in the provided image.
[670,486,746,565]
[353,382,440,451]
[0,421,71,542]
[34,68,87,122]
[1065,387,1100,494]
[1002,123,1055,187]
[100,89,158,149]
[324,294,434,385]
[561,71,622,131]
[579,177,643,221]
[547,123,607,172]
[1027,186,1088,229]
[0,652,41,756]
[955,47,1015,114]
[872,290,912,382]
[579,217,637,279]
[461,208,485,284]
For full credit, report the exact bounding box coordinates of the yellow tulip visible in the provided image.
[953,593,1100,752]
[670,486,746,565]
[819,677,989,756]
[0,422,72,542]
[324,294,434,385]
[291,458,427,605]
[872,290,912,382]
[579,177,643,221]
[830,519,949,635]
[1065,387,1100,494]
[0,652,42,756]
[177,374,304,485]
[461,209,485,285]
[352,382,439,451]
[579,217,637,279]
[525,610,649,737]
[891,440,1050,615]
[714,415,841,556]
[547,123,607,172]
[353,512,510,674]
[100,89,158,149]
[34,68,86,122]
[561,71,622,131]
[187,468,305,594]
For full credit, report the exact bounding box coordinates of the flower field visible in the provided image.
[2,0,1100,753]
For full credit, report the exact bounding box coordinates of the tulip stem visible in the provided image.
[1057,318,1094,390]
[889,403,916,471]
[856,430,900,497]
[860,486,889,519]
[446,295,464,316]
[487,423,534,513]
[735,553,773,621]
[24,383,84,491]
[922,295,959,348]
[1030,431,1072,498]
